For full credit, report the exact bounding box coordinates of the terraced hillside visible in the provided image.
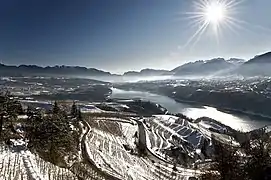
[142,116,206,165]
[83,114,199,180]
[0,94,241,180]
[0,142,77,180]
[141,115,240,167]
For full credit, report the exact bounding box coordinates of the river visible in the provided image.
[111,88,271,132]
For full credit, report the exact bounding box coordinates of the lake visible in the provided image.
[111,88,271,131]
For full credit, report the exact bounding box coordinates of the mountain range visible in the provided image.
[0,64,112,77]
[171,58,236,77]
[1,51,271,78]
[123,58,248,77]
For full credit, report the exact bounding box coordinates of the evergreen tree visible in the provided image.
[71,101,78,117]
[0,114,3,137]
[0,96,6,137]
[0,92,15,135]
[201,132,271,180]
[243,128,271,180]
[52,101,60,114]
[212,139,243,180]
[77,108,82,121]
[26,106,34,118]
[0,92,23,138]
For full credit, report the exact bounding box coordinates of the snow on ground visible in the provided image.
[18,115,28,119]
[78,121,87,161]
[153,115,179,123]
[144,116,212,163]
[79,104,103,113]
[92,116,133,124]
[121,123,138,149]
[0,141,77,180]
[198,119,226,133]
[85,121,193,180]
[144,115,244,166]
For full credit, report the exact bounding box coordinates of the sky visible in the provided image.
[1,0,271,73]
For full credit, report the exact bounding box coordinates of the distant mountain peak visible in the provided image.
[227,58,246,65]
[123,68,170,76]
[209,57,225,62]
[246,51,271,64]
[233,51,271,77]
[172,58,234,76]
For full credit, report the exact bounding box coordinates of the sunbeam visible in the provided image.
[182,21,210,49]
[182,0,244,48]
[191,21,209,49]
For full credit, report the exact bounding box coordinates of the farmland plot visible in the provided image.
[145,115,212,162]
[84,117,195,180]
[0,142,77,180]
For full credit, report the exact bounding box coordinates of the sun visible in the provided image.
[180,0,244,48]
[204,1,226,25]
[179,0,271,50]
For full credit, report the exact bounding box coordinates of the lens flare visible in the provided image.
[181,0,245,48]
[204,1,226,25]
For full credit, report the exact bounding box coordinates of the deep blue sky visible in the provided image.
[1,0,271,73]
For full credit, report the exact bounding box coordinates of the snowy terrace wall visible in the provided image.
[0,145,77,180]
[144,115,213,163]
[84,117,196,180]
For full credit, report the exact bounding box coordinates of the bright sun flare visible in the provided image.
[180,0,271,50]
[181,0,244,48]
[204,2,226,25]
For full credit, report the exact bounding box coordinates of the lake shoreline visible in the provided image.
[111,87,271,131]
[173,97,271,121]
[113,86,271,121]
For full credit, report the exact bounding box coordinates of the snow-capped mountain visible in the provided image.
[227,58,246,65]
[172,58,234,76]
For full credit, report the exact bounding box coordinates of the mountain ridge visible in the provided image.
[1,51,271,78]
[171,58,238,76]
[0,64,112,77]
[234,51,271,76]
[123,68,170,76]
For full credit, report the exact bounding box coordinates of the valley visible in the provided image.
[3,0,271,179]
[0,75,271,179]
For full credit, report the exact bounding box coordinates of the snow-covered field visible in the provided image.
[145,115,212,162]
[84,118,196,180]
[0,143,77,180]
